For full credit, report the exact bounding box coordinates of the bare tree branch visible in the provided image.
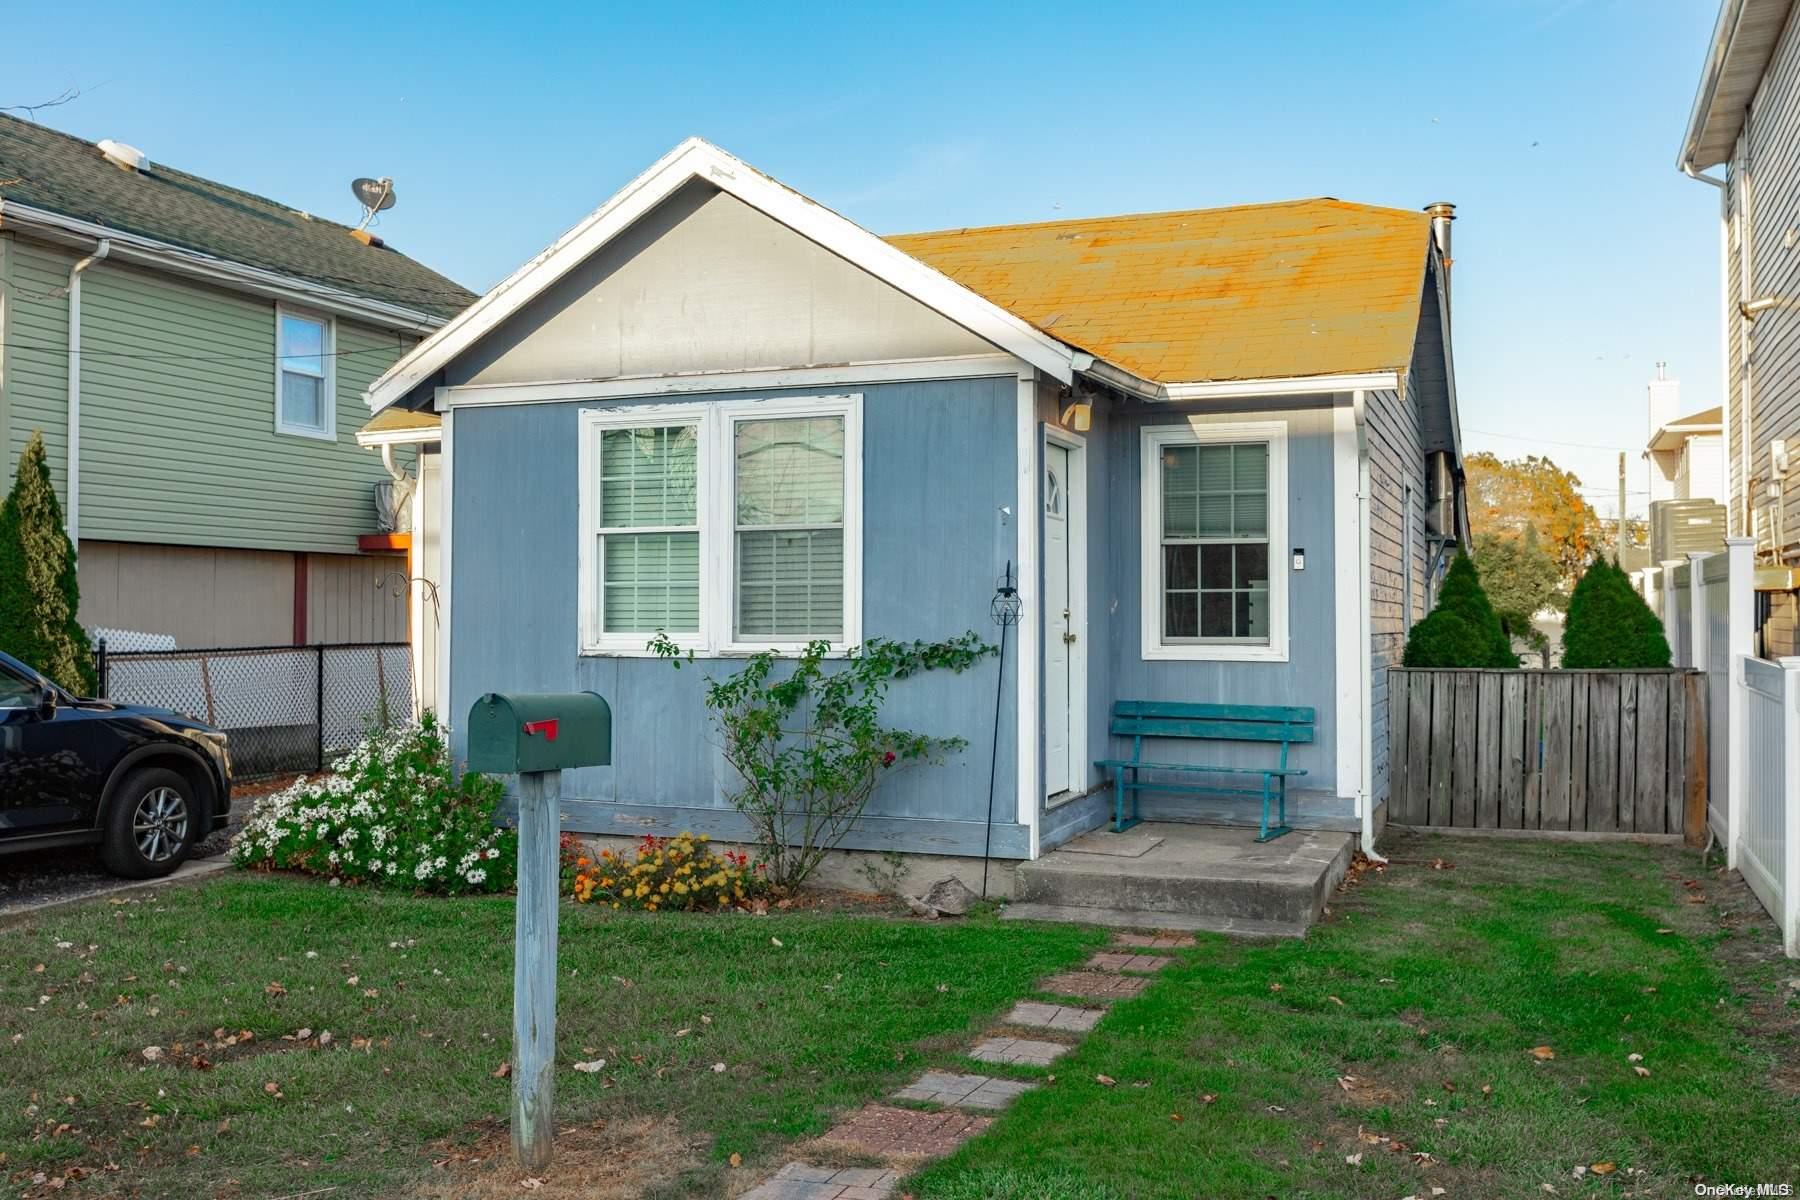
[1,87,84,120]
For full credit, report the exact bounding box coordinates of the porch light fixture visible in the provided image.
[1060,397,1093,432]
[1741,296,1781,320]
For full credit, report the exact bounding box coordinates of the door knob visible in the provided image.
[1063,631,1078,644]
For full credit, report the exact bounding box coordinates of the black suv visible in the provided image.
[0,650,231,877]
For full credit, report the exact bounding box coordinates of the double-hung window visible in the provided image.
[275,307,335,439]
[579,395,861,655]
[1140,420,1288,662]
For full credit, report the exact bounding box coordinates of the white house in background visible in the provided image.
[1643,366,1728,563]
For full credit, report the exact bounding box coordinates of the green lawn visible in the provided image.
[910,835,1800,1200]
[5,836,1797,1200]
[0,877,1099,1198]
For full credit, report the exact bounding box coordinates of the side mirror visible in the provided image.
[34,686,57,718]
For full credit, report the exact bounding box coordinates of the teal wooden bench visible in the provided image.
[1094,700,1315,841]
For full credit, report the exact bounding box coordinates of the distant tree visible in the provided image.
[0,432,95,692]
[1464,451,1602,584]
[1560,559,1671,670]
[1403,552,1518,668]
[1472,527,1561,657]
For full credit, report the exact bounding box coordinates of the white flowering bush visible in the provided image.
[232,713,517,895]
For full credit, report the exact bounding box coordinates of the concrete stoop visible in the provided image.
[1006,822,1354,937]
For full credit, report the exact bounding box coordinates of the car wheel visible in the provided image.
[99,767,200,879]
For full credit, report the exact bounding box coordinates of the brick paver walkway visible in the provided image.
[741,1163,902,1200]
[819,1104,993,1158]
[969,1035,1070,1066]
[1085,951,1173,973]
[1004,1000,1105,1032]
[894,1070,1037,1110]
[1111,931,1196,949]
[740,926,1192,1198]
[1039,969,1151,1000]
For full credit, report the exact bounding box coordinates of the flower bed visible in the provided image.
[232,715,517,895]
[564,832,770,911]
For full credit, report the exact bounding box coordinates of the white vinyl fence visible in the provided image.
[1663,538,1800,956]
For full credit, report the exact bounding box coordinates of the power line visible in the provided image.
[1465,426,1634,453]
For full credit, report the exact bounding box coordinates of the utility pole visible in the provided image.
[1618,451,1628,559]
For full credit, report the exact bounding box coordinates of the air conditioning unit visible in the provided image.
[1649,498,1727,562]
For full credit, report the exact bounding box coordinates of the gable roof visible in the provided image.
[364,138,1440,412]
[887,199,1432,387]
[363,139,1076,411]
[0,114,476,321]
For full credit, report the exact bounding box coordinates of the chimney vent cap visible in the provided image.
[97,139,148,173]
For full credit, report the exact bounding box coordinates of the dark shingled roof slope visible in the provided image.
[0,114,476,319]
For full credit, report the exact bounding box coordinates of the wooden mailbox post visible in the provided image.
[467,691,612,1171]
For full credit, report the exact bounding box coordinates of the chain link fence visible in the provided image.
[96,642,412,778]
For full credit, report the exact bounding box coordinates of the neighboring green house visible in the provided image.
[0,115,475,648]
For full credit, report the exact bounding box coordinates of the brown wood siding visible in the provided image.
[78,540,294,648]
[1365,376,1429,809]
[304,551,408,643]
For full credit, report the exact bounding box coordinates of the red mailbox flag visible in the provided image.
[522,718,560,742]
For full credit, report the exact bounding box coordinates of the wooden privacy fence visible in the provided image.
[1387,669,1707,839]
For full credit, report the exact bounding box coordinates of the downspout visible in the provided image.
[65,238,111,542]
[379,442,407,482]
[1352,389,1385,863]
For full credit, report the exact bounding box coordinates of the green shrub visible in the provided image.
[232,713,517,894]
[1561,558,1672,669]
[649,631,994,888]
[0,431,95,693]
[1403,552,1517,668]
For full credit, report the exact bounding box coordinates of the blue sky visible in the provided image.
[6,0,1721,515]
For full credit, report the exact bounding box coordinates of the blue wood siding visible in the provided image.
[1089,397,1341,793]
[448,376,1027,857]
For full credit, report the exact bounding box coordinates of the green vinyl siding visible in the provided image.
[1,237,420,554]
[2,235,73,499]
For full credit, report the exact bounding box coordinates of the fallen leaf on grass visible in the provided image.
[1345,1153,1364,1166]
[675,1028,692,1037]
[711,1062,727,1073]
[729,1153,742,1168]
[1529,1046,1555,1060]
[519,1178,544,1190]
[1095,1074,1116,1086]
[263,982,286,998]
[141,1046,164,1062]
[492,1061,511,1079]
[263,1082,283,1099]
[1170,1113,1182,1122]
[1591,1162,1616,1175]
[572,1060,605,1073]
[1634,1066,1651,1077]
[770,937,783,948]
[1327,995,1345,1006]
[1200,1093,1217,1104]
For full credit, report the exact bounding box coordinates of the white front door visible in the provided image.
[1044,442,1074,797]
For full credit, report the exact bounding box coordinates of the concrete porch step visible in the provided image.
[1001,902,1310,939]
[1011,823,1353,936]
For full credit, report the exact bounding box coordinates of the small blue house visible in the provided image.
[361,139,1465,865]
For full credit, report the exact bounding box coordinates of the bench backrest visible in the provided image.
[1110,700,1315,745]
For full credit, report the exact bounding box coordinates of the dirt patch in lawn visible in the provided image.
[1682,862,1800,1095]
[409,1115,707,1200]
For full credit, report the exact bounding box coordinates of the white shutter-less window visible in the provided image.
[1160,442,1270,642]
[597,426,700,633]
[733,416,845,638]
[277,312,331,436]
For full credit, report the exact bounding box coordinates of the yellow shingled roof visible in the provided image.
[358,407,442,436]
[887,198,1433,386]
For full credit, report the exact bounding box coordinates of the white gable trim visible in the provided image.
[364,139,1076,413]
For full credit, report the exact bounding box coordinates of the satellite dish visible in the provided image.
[351,177,396,232]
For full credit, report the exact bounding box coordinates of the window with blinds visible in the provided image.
[734,416,845,638]
[578,395,861,655]
[597,426,700,633]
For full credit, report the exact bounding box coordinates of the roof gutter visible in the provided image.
[0,200,448,334]
[1679,0,1753,176]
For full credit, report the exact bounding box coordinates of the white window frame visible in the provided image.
[274,304,337,440]
[577,393,862,657]
[1139,419,1289,663]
